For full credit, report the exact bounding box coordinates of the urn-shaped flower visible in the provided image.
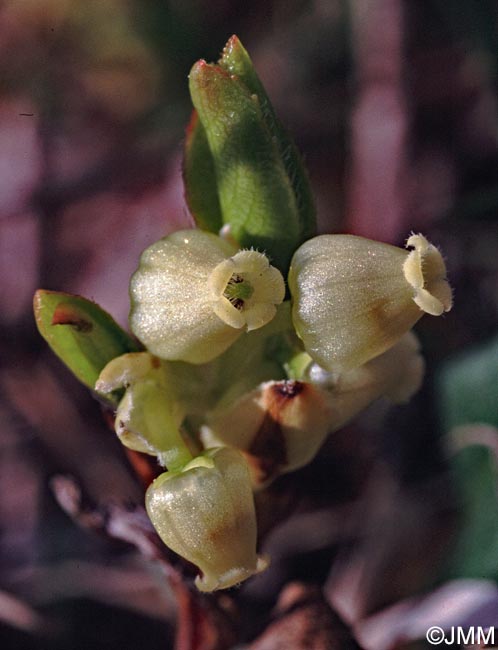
[289,233,452,372]
[146,447,268,591]
[130,230,285,364]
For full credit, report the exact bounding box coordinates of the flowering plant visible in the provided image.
[34,36,451,592]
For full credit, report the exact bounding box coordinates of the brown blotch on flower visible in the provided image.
[245,412,288,486]
[207,380,330,488]
[273,380,305,399]
[245,382,308,483]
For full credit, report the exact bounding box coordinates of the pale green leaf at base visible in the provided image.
[446,442,498,580]
[34,290,139,396]
[437,335,498,432]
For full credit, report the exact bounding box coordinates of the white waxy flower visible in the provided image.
[204,332,424,487]
[306,330,425,407]
[130,230,285,364]
[288,233,452,372]
[95,352,190,468]
[402,234,453,315]
[203,380,333,487]
[146,447,268,592]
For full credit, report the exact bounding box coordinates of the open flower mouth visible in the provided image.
[223,273,254,309]
[403,233,453,316]
[129,230,285,363]
[208,249,285,331]
[289,232,453,372]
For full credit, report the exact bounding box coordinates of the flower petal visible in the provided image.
[130,230,240,363]
[289,234,421,371]
[244,302,277,331]
[146,448,268,591]
[289,233,451,372]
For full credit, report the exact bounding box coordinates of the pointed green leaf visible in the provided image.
[34,290,140,393]
[189,57,304,272]
[183,110,223,233]
[219,35,316,243]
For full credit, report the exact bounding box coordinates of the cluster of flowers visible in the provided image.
[95,227,452,591]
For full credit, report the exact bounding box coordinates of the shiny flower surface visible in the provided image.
[130,230,285,364]
[146,447,268,591]
[288,233,452,372]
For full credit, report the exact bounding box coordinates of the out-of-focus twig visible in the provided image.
[248,582,363,650]
[50,474,238,650]
[0,589,59,638]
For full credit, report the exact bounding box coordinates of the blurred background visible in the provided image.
[0,1,497,648]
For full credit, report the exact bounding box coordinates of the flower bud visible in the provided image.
[95,352,188,467]
[130,230,285,364]
[146,447,268,591]
[288,233,452,372]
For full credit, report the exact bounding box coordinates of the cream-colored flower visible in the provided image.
[146,447,268,591]
[403,234,453,315]
[306,330,425,406]
[288,232,452,372]
[95,352,189,468]
[203,380,332,487]
[129,230,285,364]
[203,332,424,486]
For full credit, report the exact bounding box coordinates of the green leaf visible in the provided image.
[189,61,297,272]
[447,442,498,580]
[437,335,498,431]
[183,110,223,233]
[34,290,140,394]
[188,37,316,273]
[219,35,316,244]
